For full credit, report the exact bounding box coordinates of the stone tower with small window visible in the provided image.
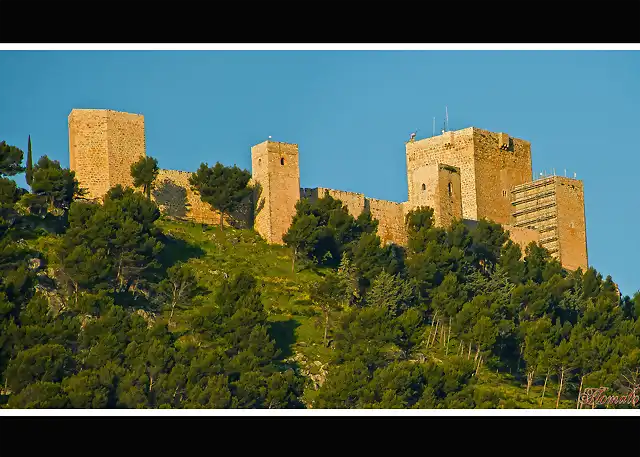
[68,109,146,201]
[405,127,533,225]
[407,163,463,227]
[250,140,301,244]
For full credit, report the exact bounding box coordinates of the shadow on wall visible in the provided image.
[252,182,264,227]
[152,179,191,219]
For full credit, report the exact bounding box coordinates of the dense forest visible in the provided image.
[0,138,639,409]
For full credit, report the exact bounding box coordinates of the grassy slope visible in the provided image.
[30,217,577,408]
[156,219,576,409]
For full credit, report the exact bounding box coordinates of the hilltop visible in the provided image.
[0,144,637,409]
[17,216,583,408]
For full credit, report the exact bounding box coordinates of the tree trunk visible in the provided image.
[324,312,329,346]
[475,356,483,376]
[468,341,472,360]
[517,346,523,373]
[474,346,480,362]
[426,311,438,349]
[577,375,584,409]
[540,370,549,406]
[169,302,176,326]
[526,369,535,396]
[556,367,565,409]
[434,319,440,347]
[446,317,452,355]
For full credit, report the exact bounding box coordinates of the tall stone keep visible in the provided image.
[511,176,588,271]
[251,140,301,244]
[408,163,463,227]
[68,109,146,200]
[406,127,532,224]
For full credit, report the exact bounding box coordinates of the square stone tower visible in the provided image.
[511,176,588,271]
[408,163,463,227]
[406,127,532,225]
[251,140,301,244]
[68,109,146,200]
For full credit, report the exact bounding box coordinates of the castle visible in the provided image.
[68,109,588,271]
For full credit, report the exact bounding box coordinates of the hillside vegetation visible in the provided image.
[1,142,638,409]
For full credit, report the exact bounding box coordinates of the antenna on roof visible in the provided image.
[574,172,577,179]
[564,169,567,177]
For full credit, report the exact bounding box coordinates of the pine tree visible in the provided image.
[26,135,33,187]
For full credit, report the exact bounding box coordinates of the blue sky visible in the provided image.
[1,50,638,296]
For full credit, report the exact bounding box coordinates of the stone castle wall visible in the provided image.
[153,169,252,228]
[510,176,588,270]
[368,198,407,245]
[67,108,587,271]
[554,177,588,271]
[406,128,533,225]
[107,111,146,191]
[472,128,532,225]
[511,177,560,256]
[69,110,111,200]
[503,224,541,254]
[69,109,145,201]
[251,141,300,244]
[406,128,478,220]
[407,163,463,228]
[300,187,367,217]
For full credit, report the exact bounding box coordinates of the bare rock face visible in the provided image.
[286,351,328,392]
[134,309,156,328]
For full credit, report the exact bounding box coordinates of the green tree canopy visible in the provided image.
[189,162,252,230]
[25,136,34,187]
[0,141,25,177]
[30,155,81,213]
[130,156,159,199]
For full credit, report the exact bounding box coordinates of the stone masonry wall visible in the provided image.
[153,169,252,228]
[436,165,463,228]
[107,111,146,192]
[503,224,541,254]
[68,108,586,272]
[251,141,300,244]
[300,187,367,217]
[300,186,407,245]
[407,163,463,228]
[251,142,271,241]
[554,176,588,271]
[511,177,560,257]
[406,128,532,225]
[472,128,532,225]
[367,198,407,246]
[406,128,478,220]
[69,109,146,201]
[68,109,111,200]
